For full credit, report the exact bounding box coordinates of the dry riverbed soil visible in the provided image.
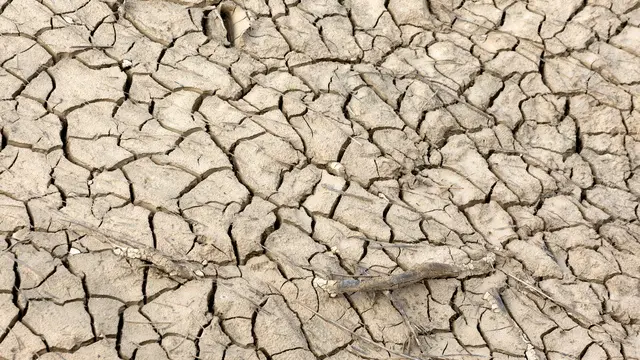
[1,0,640,359]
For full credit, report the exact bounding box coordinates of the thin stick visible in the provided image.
[498,269,593,326]
[294,299,487,360]
[315,254,495,296]
[36,205,204,280]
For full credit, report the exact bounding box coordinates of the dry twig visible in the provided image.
[314,254,495,296]
[35,205,206,280]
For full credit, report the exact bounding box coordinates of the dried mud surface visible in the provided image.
[1,0,640,359]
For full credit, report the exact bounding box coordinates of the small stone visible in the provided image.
[326,161,346,176]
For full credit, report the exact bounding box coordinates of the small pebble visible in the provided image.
[326,162,346,177]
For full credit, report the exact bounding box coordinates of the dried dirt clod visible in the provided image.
[22,301,93,350]
[141,279,213,338]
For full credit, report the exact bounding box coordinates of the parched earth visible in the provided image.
[1,0,640,359]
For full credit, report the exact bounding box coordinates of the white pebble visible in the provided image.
[326,162,345,177]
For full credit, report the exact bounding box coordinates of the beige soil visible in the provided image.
[1,0,639,359]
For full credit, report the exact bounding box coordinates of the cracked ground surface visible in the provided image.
[1,0,640,358]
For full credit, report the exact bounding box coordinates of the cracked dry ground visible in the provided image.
[2,0,640,359]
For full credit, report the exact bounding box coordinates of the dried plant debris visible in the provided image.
[0,0,639,359]
[315,253,495,296]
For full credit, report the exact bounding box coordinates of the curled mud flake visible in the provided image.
[218,1,251,47]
